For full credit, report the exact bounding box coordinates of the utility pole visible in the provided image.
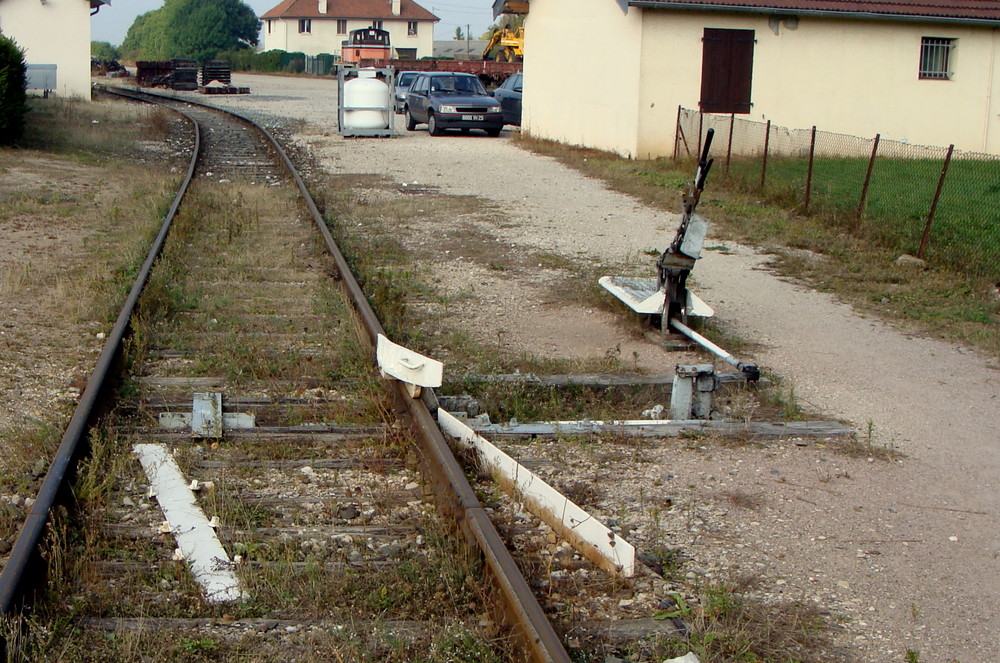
[466,24,470,59]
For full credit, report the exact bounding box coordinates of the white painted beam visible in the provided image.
[133,444,243,602]
[438,410,636,577]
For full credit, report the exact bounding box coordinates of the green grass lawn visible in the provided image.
[726,154,1000,279]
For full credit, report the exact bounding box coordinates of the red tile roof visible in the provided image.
[262,0,438,21]
[628,0,1000,23]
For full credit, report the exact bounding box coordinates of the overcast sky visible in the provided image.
[91,0,497,46]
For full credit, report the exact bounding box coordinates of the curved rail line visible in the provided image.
[0,87,570,662]
[0,96,201,619]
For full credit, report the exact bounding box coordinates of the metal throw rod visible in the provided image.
[669,318,760,382]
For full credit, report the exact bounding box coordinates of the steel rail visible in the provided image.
[4,86,571,663]
[0,96,201,617]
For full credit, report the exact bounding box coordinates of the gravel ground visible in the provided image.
[159,73,997,661]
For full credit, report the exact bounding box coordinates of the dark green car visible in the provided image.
[404,72,504,137]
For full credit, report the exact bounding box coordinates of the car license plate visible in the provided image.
[462,114,484,121]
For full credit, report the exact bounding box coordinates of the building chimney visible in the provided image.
[318,0,328,14]
[391,0,401,16]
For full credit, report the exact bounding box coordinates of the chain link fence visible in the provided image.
[674,107,1000,280]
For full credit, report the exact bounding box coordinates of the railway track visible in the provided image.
[0,89,574,662]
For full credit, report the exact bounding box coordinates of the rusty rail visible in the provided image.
[0,93,200,619]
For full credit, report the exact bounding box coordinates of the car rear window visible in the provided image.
[428,75,486,95]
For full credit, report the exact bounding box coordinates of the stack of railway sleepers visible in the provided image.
[198,60,250,94]
[135,61,173,87]
[201,60,232,86]
[171,59,199,91]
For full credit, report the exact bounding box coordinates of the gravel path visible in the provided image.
[178,74,1000,662]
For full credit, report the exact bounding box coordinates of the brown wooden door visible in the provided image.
[700,28,755,114]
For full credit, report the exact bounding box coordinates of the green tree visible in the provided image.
[120,0,259,62]
[480,14,524,39]
[121,10,171,61]
[91,41,122,60]
[454,26,464,40]
[0,31,27,146]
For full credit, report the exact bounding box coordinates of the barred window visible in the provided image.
[920,37,954,80]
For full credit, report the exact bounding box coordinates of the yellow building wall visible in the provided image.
[637,14,1000,157]
[523,0,644,157]
[1,0,92,99]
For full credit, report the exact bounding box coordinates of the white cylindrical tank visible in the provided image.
[342,69,390,130]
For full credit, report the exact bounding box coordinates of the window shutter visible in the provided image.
[700,28,755,114]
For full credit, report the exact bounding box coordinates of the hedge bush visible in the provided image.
[0,31,28,146]
[218,49,323,74]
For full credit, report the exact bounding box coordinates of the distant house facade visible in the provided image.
[519,0,1000,157]
[0,0,104,99]
[262,0,437,60]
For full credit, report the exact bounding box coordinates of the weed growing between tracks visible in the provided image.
[35,430,503,660]
[18,170,508,660]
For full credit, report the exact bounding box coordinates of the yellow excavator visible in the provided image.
[482,25,524,62]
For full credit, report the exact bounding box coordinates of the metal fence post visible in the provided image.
[856,133,880,225]
[804,125,816,212]
[918,144,954,259]
[697,110,704,161]
[673,105,682,161]
[759,119,771,190]
[726,113,735,172]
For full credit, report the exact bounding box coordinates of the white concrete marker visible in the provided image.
[438,410,636,577]
[376,333,443,398]
[191,392,223,438]
[133,443,243,602]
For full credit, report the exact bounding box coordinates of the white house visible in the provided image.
[262,0,437,59]
[518,0,1000,157]
[0,0,104,99]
